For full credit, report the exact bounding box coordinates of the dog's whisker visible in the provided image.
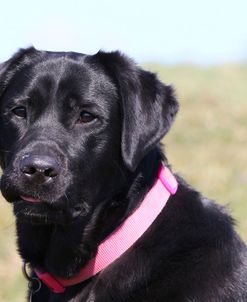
[0,149,13,153]
[64,192,70,203]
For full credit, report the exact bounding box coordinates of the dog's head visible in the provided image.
[0,47,178,225]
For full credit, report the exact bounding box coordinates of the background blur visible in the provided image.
[0,0,246,301]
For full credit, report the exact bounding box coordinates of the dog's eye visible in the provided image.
[77,111,95,124]
[12,106,27,119]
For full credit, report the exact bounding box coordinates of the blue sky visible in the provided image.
[0,0,246,64]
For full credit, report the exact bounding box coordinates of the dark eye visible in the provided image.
[77,111,95,124]
[12,106,27,119]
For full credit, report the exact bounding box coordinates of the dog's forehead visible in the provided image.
[30,56,118,104]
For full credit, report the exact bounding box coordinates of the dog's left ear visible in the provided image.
[91,51,179,172]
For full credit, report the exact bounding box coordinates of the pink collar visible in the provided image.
[34,165,178,293]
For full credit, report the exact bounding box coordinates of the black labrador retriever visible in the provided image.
[0,47,246,302]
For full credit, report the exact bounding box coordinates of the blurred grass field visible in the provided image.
[0,63,246,301]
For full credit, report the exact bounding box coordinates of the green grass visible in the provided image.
[0,63,246,301]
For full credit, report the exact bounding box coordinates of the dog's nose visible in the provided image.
[20,155,60,184]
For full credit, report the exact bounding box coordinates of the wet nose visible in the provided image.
[20,155,60,184]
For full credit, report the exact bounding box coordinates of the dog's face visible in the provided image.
[0,48,178,225]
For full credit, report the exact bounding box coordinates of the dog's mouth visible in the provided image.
[20,195,42,203]
[16,195,55,224]
[14,199,61,225]
[10,194,90,225]
[1,169,90,225]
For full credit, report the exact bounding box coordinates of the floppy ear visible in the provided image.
[92,51,179,171]
[0,47,37,99]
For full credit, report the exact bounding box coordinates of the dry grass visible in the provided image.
[0,200,25,302]
[0,63,246,301]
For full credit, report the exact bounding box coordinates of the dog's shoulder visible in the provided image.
[164,175,247,258]
[148,175,247,300]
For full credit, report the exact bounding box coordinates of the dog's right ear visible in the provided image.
[0,47,38,99]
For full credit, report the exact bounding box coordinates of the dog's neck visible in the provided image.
[16,148,164,279]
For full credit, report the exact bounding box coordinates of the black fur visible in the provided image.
[0,48,246,301]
